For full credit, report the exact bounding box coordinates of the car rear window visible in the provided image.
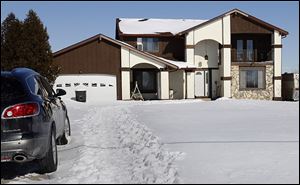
[1,77,26,101]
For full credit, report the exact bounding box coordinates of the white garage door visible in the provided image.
[53,74,117,102]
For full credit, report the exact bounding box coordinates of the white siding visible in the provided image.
[129,50,166,69]
[273,30,282,98]
[160,71,170,99]
[221,15,231,98]
[121,71,131,100]
[193,18,223,44]
[194,40,219,68]
[186,48,195,66]
[121,47,130,68]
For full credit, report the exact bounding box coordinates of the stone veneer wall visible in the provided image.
[231,65,274,100]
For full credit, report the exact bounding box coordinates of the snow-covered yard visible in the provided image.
[1,99,299,184]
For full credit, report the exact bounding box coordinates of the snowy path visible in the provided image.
[1,101,180,184]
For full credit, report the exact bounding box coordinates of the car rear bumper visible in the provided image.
[1,136,48,163]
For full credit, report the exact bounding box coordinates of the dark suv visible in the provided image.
[1,68,71,174]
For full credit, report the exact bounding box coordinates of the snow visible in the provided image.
[132,99,299,184]
[1,100,181,184]
[158,57,196,69]
[1,99,299,184]
[119,18,207,35]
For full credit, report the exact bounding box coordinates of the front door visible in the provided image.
[195,70,211,97]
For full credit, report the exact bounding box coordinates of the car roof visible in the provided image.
[1,68,39,79]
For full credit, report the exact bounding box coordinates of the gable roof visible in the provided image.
[117,18,207,36]
[53,34,179,69]
[177,8,288,36]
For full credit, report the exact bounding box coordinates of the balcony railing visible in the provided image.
[232,49,273,63]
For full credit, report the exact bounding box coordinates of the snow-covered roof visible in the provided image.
[118,18,207,35]
[158,57,196,69]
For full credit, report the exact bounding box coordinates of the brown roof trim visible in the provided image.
[177,8,288,36]
[53,34,178,69]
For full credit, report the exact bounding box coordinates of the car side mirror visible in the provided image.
[56,89,66,97]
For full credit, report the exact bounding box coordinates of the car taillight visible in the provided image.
[2,103,39,119]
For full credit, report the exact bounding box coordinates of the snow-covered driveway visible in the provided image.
[1,99,299,184]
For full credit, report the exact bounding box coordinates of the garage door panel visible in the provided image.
[54,75,117,101]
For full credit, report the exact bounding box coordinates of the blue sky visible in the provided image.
[1,1,299,73]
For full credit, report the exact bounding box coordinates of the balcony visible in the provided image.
[231,33,273,64]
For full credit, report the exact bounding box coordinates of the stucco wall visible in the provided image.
[273,30,282,98]
[194,40,219,68]
[231,65,274,100]
[121,71,131,100]
[121,47,166,69]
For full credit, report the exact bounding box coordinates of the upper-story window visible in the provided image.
[247,40,254,62]
[232,34,272,62]
[236,39,254,62]
[137,38,159,52]
[237,40,243,61]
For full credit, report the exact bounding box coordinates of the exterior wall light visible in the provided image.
[205,55,208,60]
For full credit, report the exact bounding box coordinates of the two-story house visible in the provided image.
[53,9,288,101]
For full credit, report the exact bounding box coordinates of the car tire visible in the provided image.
[58,116,71,145]
[37,126,58,174]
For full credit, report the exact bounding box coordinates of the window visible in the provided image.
[232,34,272,62]
[27,76,41,95]
[240,68,265,89]
[247,40,254,62]
[133,70,157,93]
[39,76,56,97]
[137,38,159,52]
[1,77,26,101]
[237,40,243,61]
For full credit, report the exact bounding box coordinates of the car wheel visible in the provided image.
[58,116,71,145]
[37,126,58,174]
